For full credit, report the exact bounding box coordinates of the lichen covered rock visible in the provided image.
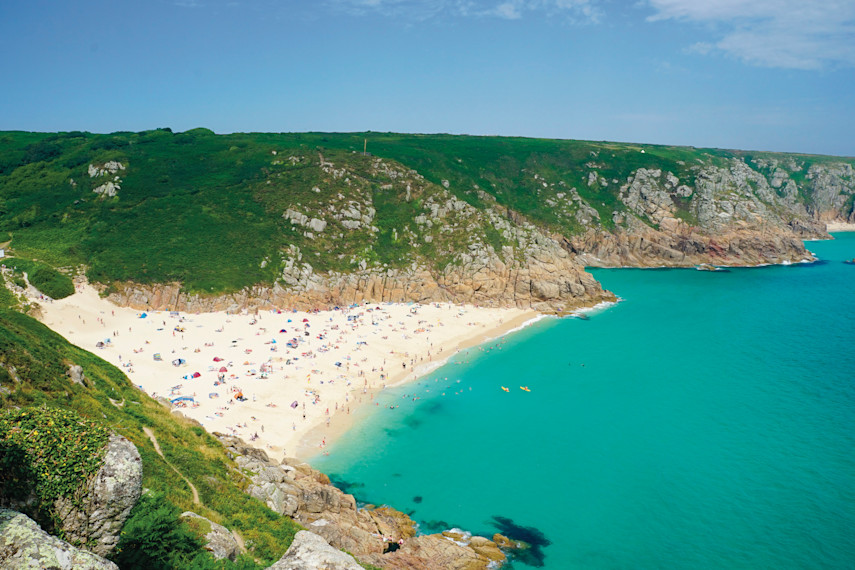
[54,434,143,557]
[266,530,362,570]
[0,508,118,569]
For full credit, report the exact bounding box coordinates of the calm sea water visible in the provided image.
[313,233,855,569]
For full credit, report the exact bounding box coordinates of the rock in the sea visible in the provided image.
[0,508,118,569]
[266,530,362,570]
[53,434,143,556]
[180,511,242,561]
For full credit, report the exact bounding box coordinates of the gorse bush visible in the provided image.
[0,406,110,532]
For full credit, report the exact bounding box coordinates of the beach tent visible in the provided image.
[95,341,105,348]
[290,401,298,408]
[172,358,186,367]
[213,357,224,362]
[192,372,201,378]
[139,313,147,318]
[302,318,309,322]
[280,329,287,333]
[218,366,228,373]
[153,353,162,361]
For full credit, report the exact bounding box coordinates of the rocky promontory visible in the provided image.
[219,434,517,569]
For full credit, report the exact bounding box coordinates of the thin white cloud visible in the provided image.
[646,0,855,69]
[327,0,600,23]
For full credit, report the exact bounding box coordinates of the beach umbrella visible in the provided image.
[279,329,287,333]
[290,401,298,408]
[192,372,201,378]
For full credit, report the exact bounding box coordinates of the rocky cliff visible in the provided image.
[97,152,855,311]
[219,434,517,569]
[563,158,853,267]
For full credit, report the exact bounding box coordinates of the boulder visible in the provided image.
[0,508,118,569]
[180,512,242,561]
[67,365,85,386]
[53,434,143,556]
[266,530,362,570]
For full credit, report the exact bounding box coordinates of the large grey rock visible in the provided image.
[180,512,241,561]
[68,365,85,386]
[0,508,118,570]
[266,531,362,570]
[54,434,142,556]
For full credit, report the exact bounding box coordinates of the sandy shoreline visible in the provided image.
[827,221,855,232]
[33,282,537,461]
[295,310,543,458]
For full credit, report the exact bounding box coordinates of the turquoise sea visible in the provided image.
[313,233,855,569]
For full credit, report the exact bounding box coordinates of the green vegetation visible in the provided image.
[0,308,302,567]
[0,406,110,534]
[113,492,260,569]
[3,129,850,298]
[4,257,74,299]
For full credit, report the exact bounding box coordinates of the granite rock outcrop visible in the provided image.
[267,530,363,570]
[219,435,508,569]
[53,434,143,557]
[0,508,118,570]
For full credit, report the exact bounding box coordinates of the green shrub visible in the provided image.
[6,258,74,299]
[112,492,206,569]
[0,406,110,532]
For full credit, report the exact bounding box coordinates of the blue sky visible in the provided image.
[1,0,853,155]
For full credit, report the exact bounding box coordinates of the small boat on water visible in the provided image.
[520,386,531,392]
[501,386,509,392]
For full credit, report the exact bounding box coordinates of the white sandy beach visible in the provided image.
[827,221,855,232]
[33,282,537,461]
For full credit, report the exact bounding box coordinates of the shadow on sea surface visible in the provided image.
[490,515,551,568]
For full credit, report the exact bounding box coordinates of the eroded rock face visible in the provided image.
[568,226,815,268]
[54,434,143,557]
[267,530,362,570]
[105,243,614,315]
[219,435,506,569]
[0,508,118,570]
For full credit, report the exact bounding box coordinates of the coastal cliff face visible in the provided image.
[98,152,853,311]
[105,154,614,313]
[4,131,855,312]
[562,158,853,267]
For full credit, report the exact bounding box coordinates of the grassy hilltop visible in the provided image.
[2,129,850,298]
